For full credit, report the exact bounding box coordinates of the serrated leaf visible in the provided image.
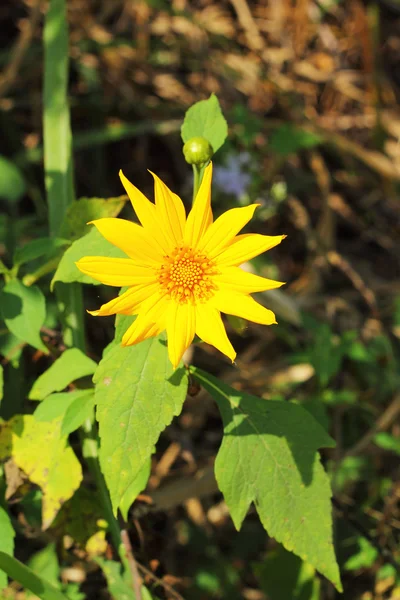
[51,226,126,289]
[0,415,82,528]
[0,156,26,204]
[0,506,15,590]
[13,237,70,267]
[254,544,320,600]
[34,390,94,422]
[0,279,48,353]
[94,317,188,514]
[29,348,97,400]
[192,368,342,591]
[60,196,127,240]
[119,458,151,521]
[181,94,228,154]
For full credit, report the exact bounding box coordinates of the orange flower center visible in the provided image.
[158,247,217,303]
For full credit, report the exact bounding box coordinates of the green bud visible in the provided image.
[183,136,214,166]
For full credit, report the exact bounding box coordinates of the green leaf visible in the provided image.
[0,156,26,204]
[192,368,341,591]
[0,279,48,353]
[0,415,83,529]
[51,226,126,289]
[60,196,127,240]
[13,237,70,267]
[27,544,60,598]
[61,391,95,436]
[0,551,68,600]
[373,432,400,456]
[344,537,378,571]
[94,316,188,514]
[34,390,92,421]
[269,125,322,156]
[29,348,97,400]
[95,558,134,600]
[0,506,15,590]
[254,544,320,600]
[181,94,228,154]
[119,458,151,521]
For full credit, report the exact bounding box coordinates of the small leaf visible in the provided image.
[13,237,70,267]
[254,544,320,600]
[344,537,378,571]
[51,226,126,289]
[95,558,134,600]
[60,196,127,240]
[0,156,26,204]
[34,390,94,423]
[94,316,188,514]
[0,506,15,590]
[119,458,151,521]
[27,544,60,596]
[29,348,97,400]
[192,368,342,591]
[0,415,83,528]
[269,125,322,156]
[0,279,48,353]
[61,391,95,436]
[181,94,228,154]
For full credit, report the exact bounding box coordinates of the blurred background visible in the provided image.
[1,0,400,599]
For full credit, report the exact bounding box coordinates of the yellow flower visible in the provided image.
[76,163,285,368]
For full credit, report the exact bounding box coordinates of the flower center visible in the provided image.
[158,247,217,304]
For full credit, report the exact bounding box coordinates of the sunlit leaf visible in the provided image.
[51,227,125,289]
[29,348,97,400]
[0,506,15,590]
[0,279,48,353]
[181,94,228,154]
[192,368,342,591]
[0,415,83,528]
[119,457,151,521]
[94,315,188,514]
[60,196,127,240]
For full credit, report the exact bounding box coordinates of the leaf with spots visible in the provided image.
[191,368,342,592]
[94,315,188,515]
[0,415,82,529]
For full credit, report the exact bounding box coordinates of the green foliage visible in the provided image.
[0,551,69,600]
[0,156,26,204]
[269,124,322,156]
[181,94,228,154]
[29,348,97,400]
[119,457,151,521]
[26,544,60,597]
[344,537,378,571]
[51,226,125,288]
[0,506,15,590]
[60,196,127,240]
[34,390,95,436]
[373,432,400,455]
[254,544,320,600]
[94,315,188,514]
[13,238,70,268]
[192,368,341,591]
[0,279,48,354]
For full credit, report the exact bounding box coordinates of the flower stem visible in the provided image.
[192,164,201,203]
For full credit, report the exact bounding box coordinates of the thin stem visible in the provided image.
[192,164,201,203]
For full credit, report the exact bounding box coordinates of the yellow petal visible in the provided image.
[216,234,286,267]
[119,170,173,253]
[121,293,169,346]
[198,204,259,257]
[89,218,164,265]
[150,171,186,245]
[184,162,213,246]
[166,301,196,369]
[76,257,156,287]
[195,304,236,362]
[210,290,277,325]
[88,282,159,316]
[213,267,284,293]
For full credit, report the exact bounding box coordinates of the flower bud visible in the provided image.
[183,137,214,166]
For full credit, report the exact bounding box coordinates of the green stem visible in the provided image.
[192,164,201,203]
[22,255,60,287]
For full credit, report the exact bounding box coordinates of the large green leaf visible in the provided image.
[29,348,97,400]
[192,368,342,591]
[0,279,48,353]
[51,226,125,289]
[94,316,188,514]
[181,94,228,154]
[60,196,127,240]
[0,506,15,590]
